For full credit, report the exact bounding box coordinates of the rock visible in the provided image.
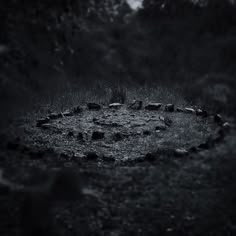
[36,117,50,127]
[129,100,143,110]
[92,131,105,140]
[62,110,73,117]
[222,122,231,131]
[174,148,189,157]
[165,104,175,112]
[109,103,123,109]
[49,113,62,120]
[145,103,162,111]
[185,108,195,114]
[176,108,184,112]
[214,114,223,124]
[159,116,172,126]
[156,123,167,131]
[86,152,99,160]
[87,103,101,110]
[196,109,208,117]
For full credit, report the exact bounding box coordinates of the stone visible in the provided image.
[159,116,172,126]
[222,122,231,131]
[86,152,99,160]
[87,103,101,110]
[145,103,162,111]
[62,110,73,117]
[196,109,208,117]
[109,103,123,109]
[214,114,223,124]
[165,104,175,112]
[185,108,195,114]
[174,148,189,157]
[36,117,50,127]
[129,100,143,110]
[92,131,105,140]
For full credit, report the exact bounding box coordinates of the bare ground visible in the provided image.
[0,103,235,236]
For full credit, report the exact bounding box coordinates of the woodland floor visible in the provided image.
[0,101,235,236]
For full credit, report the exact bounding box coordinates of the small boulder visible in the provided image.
[145,103,162,111]
[165,104,175,112]
[222,122,231,131]
[196,109,208,117]
[159,116,172,126]
[62,110,73,117]
[92,131,105,140]
[109,103,123,109]
[36,117,50,127]
[185,108,195,114]
[174,148,189,157]
[87,103,101,110]
[214,114,223,124]
[129,100,143,110]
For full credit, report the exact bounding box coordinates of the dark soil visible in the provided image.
[0,103,235,236]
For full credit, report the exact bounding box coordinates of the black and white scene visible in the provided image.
[0,0,236,235]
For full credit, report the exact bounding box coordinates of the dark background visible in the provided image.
[1,0,236,120]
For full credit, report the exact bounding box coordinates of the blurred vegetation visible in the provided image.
[0,0,236,114]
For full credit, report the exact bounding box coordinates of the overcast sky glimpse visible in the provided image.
[126,0,143,10]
